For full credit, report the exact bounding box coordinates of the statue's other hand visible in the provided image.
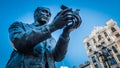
[63,11,82,33]
[51,8,73,29]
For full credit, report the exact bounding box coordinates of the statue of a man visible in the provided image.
[6,6,82,68]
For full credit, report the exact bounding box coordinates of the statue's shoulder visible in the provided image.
[11,21,24,26]
[9,21,27,30]
[9,21,23,28]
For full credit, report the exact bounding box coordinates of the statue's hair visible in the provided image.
[34,7,51,19]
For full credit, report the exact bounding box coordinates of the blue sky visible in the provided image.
[0,0,120,68]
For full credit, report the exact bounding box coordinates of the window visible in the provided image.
[108,57,117,65]
[92,56,96,63]
[103,62,107,68]
[117,55,120,61]
[87,42,90,47]
[104,32,108,37]
[115,33,120,37]
[108,38,111,41]
[98,53,102,57]
[94,64,99,68]
[111,27,116,32]
[102,51,110,58]
[89,49,92,52]
[112,46,118,53]
[93,39,96,43]
[97,45,102,48]
[101,42,105,45]
[98,35,101,41]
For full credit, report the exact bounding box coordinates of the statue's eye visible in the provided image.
[41,10,51,17]
[42,10,48,13]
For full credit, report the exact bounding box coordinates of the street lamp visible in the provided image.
[93,46,113,68]
[101,46,112,68]
[94,51,102,68]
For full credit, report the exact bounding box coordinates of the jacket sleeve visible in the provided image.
[9,22,51,53]
[53,34,70,62]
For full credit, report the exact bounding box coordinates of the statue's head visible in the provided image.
[34,7,51,25]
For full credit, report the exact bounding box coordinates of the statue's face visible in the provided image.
[34,7,51,25]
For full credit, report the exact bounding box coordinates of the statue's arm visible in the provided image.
[9,22,55,53]
[53,32,70,62]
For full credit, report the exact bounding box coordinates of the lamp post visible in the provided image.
[94,51,102,68]
[94,46,112,68]
[101,46,112,68]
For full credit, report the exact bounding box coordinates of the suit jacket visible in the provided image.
[6,22,69,68]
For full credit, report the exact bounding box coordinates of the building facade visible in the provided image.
[83,19,120,68]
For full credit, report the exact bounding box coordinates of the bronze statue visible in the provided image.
[6,5,82,68]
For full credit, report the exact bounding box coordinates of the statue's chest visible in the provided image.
[33,38,55,55]
[33,41,46,55]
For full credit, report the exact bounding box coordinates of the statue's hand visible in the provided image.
[63,11,82,34]
[72,10,82,29]
[51,8,73,29]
